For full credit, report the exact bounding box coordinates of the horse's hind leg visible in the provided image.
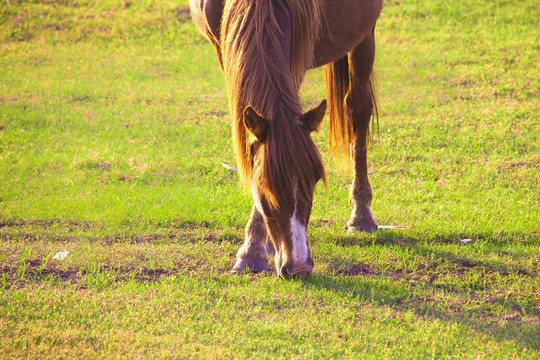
[346,31,378,232]
[231,206,272,274]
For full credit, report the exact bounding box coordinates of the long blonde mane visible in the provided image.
[220,0,325,206]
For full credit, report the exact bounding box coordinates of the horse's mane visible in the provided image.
[221,0,325,207]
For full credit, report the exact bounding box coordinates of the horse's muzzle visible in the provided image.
[280,263,314,280]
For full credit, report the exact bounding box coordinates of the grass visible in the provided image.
[0,0,539,358]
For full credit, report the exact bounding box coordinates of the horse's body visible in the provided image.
[190,0,382,278]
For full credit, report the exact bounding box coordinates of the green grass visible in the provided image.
[1,0,539,358]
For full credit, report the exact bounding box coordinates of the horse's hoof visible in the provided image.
[231,258,269,274]
[348,206,378,233]
[348,223,378,233]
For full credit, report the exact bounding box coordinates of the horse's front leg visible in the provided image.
[231,206,273,274]
[346,31,378,233]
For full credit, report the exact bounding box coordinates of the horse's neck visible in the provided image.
[273,0,292,69]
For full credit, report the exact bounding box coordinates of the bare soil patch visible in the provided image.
[1,258,213,289]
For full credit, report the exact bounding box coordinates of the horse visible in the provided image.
[190,0,382,279]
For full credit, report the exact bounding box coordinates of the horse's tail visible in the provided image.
[325,57,378,159]
[325,56,351,158]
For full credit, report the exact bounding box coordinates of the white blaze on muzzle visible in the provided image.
[290,195,309,264]
[251,183,310,271]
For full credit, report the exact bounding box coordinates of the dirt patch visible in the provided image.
[0,218,240,245]
[1,263,80,284]
[455,259,478,268]
[328,261,539,321]
[310,219,338,229]
[176,5,191,24]
[331,260,537,280]
[1,258,213,289]
[332,263,380,276]
[0,218,101,230]
[498,159,539,173]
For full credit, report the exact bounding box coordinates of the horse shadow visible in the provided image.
[304,230,539,351]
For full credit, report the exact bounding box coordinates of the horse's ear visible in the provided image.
[301,100,327,132]
[243,106,267,141]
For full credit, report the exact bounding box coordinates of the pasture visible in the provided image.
[0,0,538,358]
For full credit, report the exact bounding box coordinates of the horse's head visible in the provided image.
[243,100,327,279]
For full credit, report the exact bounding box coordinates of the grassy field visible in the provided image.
[1,0,538,358]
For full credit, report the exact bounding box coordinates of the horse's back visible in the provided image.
[313,0,383,67]
[190,0,383,72]
[191,0,293,71]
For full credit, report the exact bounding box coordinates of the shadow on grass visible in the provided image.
[330,230,538,278]
[304,273,540,351]
[331,228,538,247]
[306,229,540,351]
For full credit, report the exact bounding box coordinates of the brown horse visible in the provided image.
[190,0,382,278]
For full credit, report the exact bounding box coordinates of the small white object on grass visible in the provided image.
[461,238,473,244]
[53,250,70,261]
[378,225,411,230]
[221,163,238,172]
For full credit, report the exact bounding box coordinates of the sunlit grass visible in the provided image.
[0,0,538,358]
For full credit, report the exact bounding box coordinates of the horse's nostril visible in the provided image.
[280,265,312,280]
